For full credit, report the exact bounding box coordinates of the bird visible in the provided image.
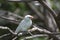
[15,15,33,34]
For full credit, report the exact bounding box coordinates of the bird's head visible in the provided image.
[24,15,34,19]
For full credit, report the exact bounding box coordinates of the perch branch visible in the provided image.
[21,34,48,40]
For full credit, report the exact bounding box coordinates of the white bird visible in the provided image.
[15,15,33,34]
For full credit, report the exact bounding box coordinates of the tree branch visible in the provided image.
[21,34,48,40]
[37,0,57,17]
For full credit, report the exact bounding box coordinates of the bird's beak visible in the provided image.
[30,16,34,19]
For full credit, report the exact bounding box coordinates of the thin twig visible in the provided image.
[21,34,48,40]
[29,25,60,35]
[8,0,36,2]
[38,0,57,17]
[12,36,18,40]
[25,2,44,20]
[8,12,23,19]
[0,16,19,24]
[0,33,10,38]
[0,26,16,35]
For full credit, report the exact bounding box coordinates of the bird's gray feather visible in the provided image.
[15,18,32,33]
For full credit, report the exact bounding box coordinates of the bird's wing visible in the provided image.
[15,19,32,33]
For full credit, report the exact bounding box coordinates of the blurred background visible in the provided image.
[0,0,60,40]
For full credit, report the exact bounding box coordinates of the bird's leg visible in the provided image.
[28,29,33,36]
[28,31,33,36]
